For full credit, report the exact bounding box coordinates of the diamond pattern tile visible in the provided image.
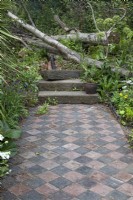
[1,104,133,199]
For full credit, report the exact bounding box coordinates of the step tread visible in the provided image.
[38,79,83,84]
[38,91,98,97]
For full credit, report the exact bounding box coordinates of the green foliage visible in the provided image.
[36,102,49,115]
[81,64,101,83]
[128,129,133,148]
[1,47,42,127]
[36,97,58,115]
[111,79,133,124]
[47,97,58,106]
[0,121,21,177]
[60,39,83,53]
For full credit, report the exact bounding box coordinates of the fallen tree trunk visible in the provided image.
[53,14,119,45]
[52,32,120,45]
[7,11,132,77]
[23,37,60,54]
[7,11,102,67]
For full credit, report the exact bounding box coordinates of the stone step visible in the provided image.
[40,70,82,80]
[38,79,85,91]
[38,91,99,104]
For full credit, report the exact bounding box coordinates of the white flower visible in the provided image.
[126,80,132,84]
[0,151,10,159]
[5,141,8,144]
[122,85,127,89]
[0,134,4,141]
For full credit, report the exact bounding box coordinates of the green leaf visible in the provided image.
[2,141,17,156]
[5,129,22,139]
[119,110,125,115]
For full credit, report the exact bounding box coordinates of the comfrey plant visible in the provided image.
[111,78,133,125]
[0,121,21,177]
[0,134,11,177]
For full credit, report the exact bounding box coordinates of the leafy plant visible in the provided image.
[128,129,133,148]
[36,102,49,115]
[111,80,133,124]
[47,97,58,105]
[0,120,21,177]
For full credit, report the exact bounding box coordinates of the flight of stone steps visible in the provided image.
[38,70,99,104]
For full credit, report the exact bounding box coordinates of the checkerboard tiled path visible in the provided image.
[1,104,133,200]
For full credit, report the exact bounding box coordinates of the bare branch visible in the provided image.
[54,15,70,32]
[20,0,36,27]
[23,37,60,54]
[87,1,100,32]
[54,15,78,33]
[108,8,126,32]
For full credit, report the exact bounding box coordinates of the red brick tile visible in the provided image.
[63,151,81,159]
[63,143,79,150]
[114,172,133,182]
[38,171,59,182]
[109,160,128,170]
[85,151,101,159]
[45,136,59,142]
[36,183,58,196]
[42,143,57,150]
[63,171,84,182]
[107,152,123,159]
[16,173,32,182]
[64,136,78,142]
[86,160,105,170]
[21,151,35,159]
[39,160,59,170]
[90,171,108,182]
[118,183,133,196]
[19,161,36,169]
[9,184,31,196]
[41,151,58,159]
[90,183,113,196]
[63,183,86,196]
[103,136,116,142]
[63,160,82,170]
[104,143,120,150]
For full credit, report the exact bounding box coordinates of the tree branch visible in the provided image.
[87,1,100,32]
[54,15,70,32]
[108,8,126,32]
[20,0,36,27]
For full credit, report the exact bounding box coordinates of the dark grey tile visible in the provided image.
[120,156,133,164]
[100,166,119,176]
[20,190,44,200]
[75,156,92,164]
[51,165,70,175]
[79,178,97,188]
[0,191,17,200]
[25,178,45,189]
[95,147,111,154]
[76,166,93,175]
[103,177,123,189]
[53,156,69,164]
[107,190,129,200]
[50,191,72,200]
[98,156,114,164]
[79,191,102,200]
[27,165,46,175]
[50,177,71,189]
[53,147,69,154]
[75,147,89,155]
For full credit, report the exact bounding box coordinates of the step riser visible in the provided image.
[38,82,84,91]
[40,70,82,80]
[38,95,99,104]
